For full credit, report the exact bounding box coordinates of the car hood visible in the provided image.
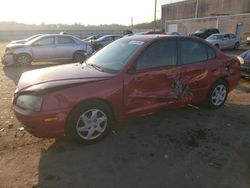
[10,40,26,44]
[16,63,114,93]
[206,39,217,43]
[6,43,27,48]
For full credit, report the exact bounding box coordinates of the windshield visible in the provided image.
[24,34,42,42]
[96,36,108,41]
[86,38,144,73]
[194,29,206,34]
[207,34,223,40]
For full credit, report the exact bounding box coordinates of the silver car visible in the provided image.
[206,33,240,50]
[2,34,93,66]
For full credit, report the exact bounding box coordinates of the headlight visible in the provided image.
[5,47,11,53]
[237,56,245,65]
[16,95,43,112]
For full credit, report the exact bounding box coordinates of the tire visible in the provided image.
[74,51,85,63]
[206,80,228,109]
[16,54,31,66]
[65,101,113,144]
[234,42,240,49]
[215,44,220,49]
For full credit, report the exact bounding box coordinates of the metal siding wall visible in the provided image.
[165,14,250,39]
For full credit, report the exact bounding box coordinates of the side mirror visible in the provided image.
[128,65,136,74]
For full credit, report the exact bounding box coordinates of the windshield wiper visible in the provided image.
[87,63,104,72]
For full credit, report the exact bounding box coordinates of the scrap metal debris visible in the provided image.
[14,127,26,138]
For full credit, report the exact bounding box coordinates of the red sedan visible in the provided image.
[13,35,240,143]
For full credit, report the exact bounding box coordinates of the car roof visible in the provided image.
[211,33,235,36]
[37,34,76,37]
[123,34,198,43]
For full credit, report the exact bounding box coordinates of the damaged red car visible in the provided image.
[13,35,240,143]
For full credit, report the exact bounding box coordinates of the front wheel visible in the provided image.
[215,44,220,49]
[65,101,113,144]
[206,80,228,109]
[16,54,31,66]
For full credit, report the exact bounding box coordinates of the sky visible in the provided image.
[0,0,184,26]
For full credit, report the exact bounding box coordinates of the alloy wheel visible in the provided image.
[211,84,227,106]
[76,109,108,140]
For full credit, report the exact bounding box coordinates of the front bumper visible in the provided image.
[1,53,16,66]
[240,66,250,77]
[13,105,69,138]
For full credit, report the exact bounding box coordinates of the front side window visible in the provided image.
[207,47,216,59]
[180,40,208,65]
[57,36,75,44]
[33,37,54,46]
[135,40,177,71]
[229,34,236,39]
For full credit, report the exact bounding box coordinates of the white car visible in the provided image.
[206,33,240,50]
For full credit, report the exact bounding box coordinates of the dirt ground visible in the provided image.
[0,42,250,188]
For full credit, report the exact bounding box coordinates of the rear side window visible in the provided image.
[180,40,207,64]
[58,36,75,44]
[136,40,177,71]
[180,39,215,64]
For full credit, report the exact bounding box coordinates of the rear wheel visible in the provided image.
[16,54,31,66]
[234,42,240,49]
[65,101,113,144]
[206,80,228,109]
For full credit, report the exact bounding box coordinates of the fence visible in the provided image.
[0,30,125,42]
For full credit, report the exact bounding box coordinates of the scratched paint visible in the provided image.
[171,78,193,100]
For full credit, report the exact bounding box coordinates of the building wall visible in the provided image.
[162,0,250,39]
[162,0,196,21]
[198,0,250,17]
[162,0,250,21]
[164,14,250,39]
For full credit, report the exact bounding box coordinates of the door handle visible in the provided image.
[135,76,144,81]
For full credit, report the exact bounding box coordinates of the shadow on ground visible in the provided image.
[36,104,250,188]
[2,63,63,85]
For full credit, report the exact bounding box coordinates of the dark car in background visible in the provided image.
[82,35,102,42]
[91,35,121,51]
[192,28,219,39]
[12,35,240,144]
[135,31,166,35]
[166,31,181,36]
[239,50,250,77]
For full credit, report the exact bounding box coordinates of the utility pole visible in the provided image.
[154,0,157,31]
[131,17,133,32]
[195,0,199,18]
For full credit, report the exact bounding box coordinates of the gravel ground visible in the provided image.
[0,43,250,188]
